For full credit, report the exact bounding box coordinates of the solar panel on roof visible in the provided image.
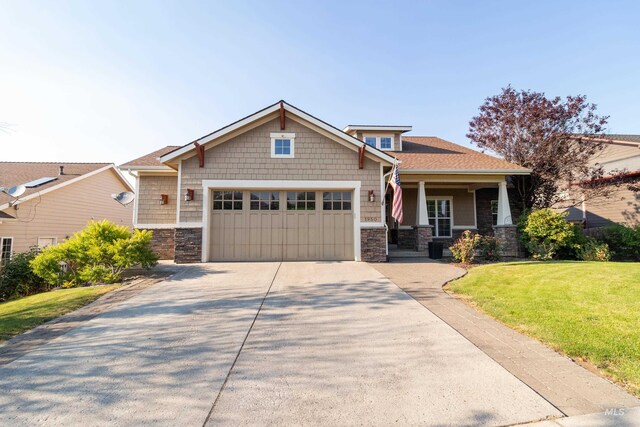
[24,177,58,188]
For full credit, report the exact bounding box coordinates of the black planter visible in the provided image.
[428,241,443,259]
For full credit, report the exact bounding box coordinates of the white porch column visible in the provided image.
[496,180,513,225]
[416,181,429,225]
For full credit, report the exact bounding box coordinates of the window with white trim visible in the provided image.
[0,237,13,265]
[270,132,295,158]
[362,135,394,151]
[491,200,499,226]
[38,237,57,249]
[427,198,452,237]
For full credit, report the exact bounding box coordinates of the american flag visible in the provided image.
[389,163,404,224]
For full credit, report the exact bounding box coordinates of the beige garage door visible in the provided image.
[210,190,354,261]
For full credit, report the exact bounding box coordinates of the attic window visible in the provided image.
[363,135,394,151]
[270,133,295,158]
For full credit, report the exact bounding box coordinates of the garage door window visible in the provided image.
[213,191,243,210]
[250,191,280,210]
[287,192,316,210]
[323,191,351,211]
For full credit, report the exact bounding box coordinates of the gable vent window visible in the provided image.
[271,133,295,158]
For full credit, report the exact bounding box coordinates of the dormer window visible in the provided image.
[362,135,394,151]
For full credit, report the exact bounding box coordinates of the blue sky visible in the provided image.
[1,1,639,165]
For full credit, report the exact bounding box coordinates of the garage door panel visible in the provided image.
[210,189,354,261]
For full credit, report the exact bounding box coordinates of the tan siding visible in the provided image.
[590,143,640,166]
[179,117,382,223]
[0,169,133,254]
[402,188,417,225]
[137,175,178,224]
[586,186,640,227]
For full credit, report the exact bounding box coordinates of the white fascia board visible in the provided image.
[160,101,397,166]
[343,125,413,133]
[400,168,532,175]
[111,165,136,192]
[0,164,123,211]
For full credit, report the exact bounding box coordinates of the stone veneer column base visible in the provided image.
[493,225,520,257]
[397,228,414,249]
[142,228,175,260]
[174,228,203,264]
[413,225,433,252]
[361,228,387,262]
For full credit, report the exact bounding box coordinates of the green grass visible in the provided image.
[0,285,119,342]
[447,261,640,397]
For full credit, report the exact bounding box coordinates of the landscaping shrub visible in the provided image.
[31,220,158,287]
[576,238,611,262]
[0,247,50,301]
[477,235,502,261]
[519,209,581,260]
[450,230,480,264]
[598,223,640,261]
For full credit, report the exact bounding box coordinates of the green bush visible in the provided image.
[450,230,480,264]
[477,235,502,261]
[31,220,158,287]
[519,209,581,260]
[0,247,51,301]
[598,223,640,261]
[576,238,611,262]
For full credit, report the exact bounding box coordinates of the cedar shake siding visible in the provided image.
[0,169,132,254]
[137,174,178,224]
[179,117,381,224]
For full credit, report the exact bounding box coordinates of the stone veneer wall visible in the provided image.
[397,228,414,249]
[361,228,387,262]
[143,228,175,260]
[174,228,202,263]
[493,225,520,257]
[414,226,433,252]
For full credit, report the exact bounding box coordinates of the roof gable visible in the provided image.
[160,100,396,166]
[0,163,133,210]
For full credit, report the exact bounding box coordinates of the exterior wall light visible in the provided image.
[368,190,375,203]
[185,189,194,202]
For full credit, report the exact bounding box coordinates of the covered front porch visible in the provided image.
[385,173,519,257]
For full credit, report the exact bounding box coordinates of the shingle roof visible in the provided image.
[0,162,110,206]
[0,211,15,220]
[395,137,529,172]
[120,146,181,168]
[601,134,640,144]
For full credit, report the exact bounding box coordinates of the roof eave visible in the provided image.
[399,168,532,175]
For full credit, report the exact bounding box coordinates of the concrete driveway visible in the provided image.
[0,262,561,426]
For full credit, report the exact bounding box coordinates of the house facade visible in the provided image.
[561,135,640,228]
[121,101,529,263]
[0,163,134,262]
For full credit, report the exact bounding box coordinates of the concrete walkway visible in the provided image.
[373,259,640,419]
[0,262,562,426]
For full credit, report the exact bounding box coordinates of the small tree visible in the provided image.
[31,220,158,287]
[519,209,580,260]
[467,86,609,210]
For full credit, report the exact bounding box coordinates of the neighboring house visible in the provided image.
[120,101,529,263]
[0,163,134,261]
[561,135,640,228]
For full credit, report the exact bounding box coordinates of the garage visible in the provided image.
[209,189,354,261]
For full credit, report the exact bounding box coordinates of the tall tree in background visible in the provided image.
[467,86,609,210]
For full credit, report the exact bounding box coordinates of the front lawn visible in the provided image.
[446,261,640,397]
[0,285,119,342]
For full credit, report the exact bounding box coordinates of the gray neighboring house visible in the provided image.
[120,101,529,263]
